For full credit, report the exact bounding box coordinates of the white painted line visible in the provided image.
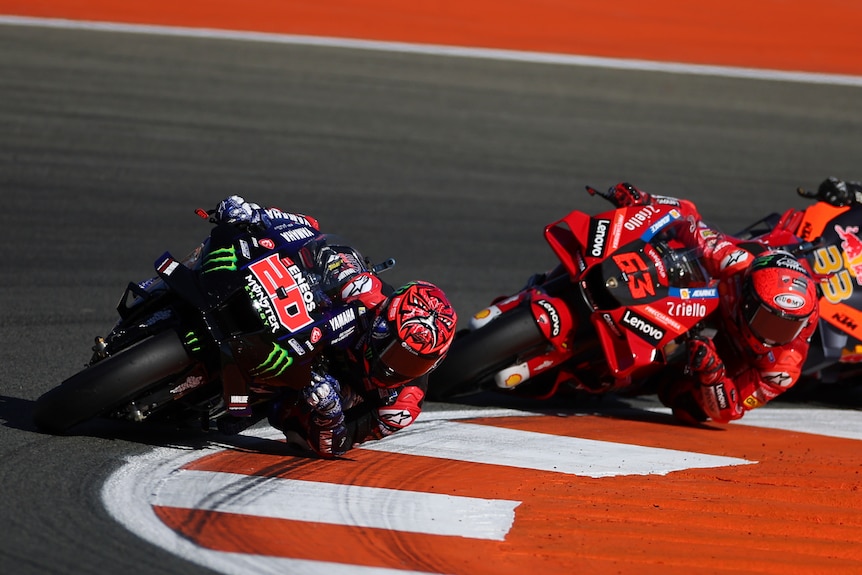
[105,446,454,575]
[154,469,520,540]
[417,407,541,421]
[102,407,861,575]
[646,406,862,441]
[361,419,753,477]
[2,15,861,87]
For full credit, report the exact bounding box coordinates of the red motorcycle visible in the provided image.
[427,187,826,402]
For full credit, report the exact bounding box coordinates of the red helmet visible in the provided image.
[366,281,457,388]
[739,251,817,352]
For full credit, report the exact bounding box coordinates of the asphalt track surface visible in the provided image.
[2,21,862,575]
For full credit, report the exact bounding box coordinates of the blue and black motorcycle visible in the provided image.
[33,210,394,434]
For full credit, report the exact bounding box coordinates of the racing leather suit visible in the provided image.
[650,194,818,423]
[234,203,427,456]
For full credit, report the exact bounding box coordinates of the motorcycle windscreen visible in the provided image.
[598,240,711,308]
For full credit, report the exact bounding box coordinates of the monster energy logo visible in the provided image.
[250,343,294,379]
[183,330,202,352]
[203,246,238,273]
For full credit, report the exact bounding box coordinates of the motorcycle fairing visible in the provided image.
[796,202,851,243]
[819,301,862,348]
[544,204,684,278]
[544,204,720,379]
[529,296,575,351]
[544,209,592,278]
[469,296,516,330]
[590,288,721,377]
[149,222,379,413]
[796,203,862,363]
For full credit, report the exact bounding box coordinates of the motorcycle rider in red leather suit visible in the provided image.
[213,196,457,457]
[604,183,819,424]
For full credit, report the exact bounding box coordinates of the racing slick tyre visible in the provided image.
[33,330,193,434]
[427,304,545,401]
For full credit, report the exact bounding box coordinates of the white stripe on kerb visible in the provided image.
[102,407,859,575]
[154,469,520,541]
[362,419,754,476]
[647,405,862,441]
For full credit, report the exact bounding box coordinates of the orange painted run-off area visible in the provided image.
[160,415,862,574]
[3,0,862,76]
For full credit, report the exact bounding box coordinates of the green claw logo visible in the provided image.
[251,343,294,379]
[184,330,202,352]
[203,246,238,273]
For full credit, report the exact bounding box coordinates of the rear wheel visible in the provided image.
[33,330,193,434]
[427,305,546,401]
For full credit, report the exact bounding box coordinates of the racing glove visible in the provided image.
[214,195,274,228]
[215,195,258,223]
[657,378,708,425]
[607,182,653,207]
[686,336,725,386]
[302,372,349,457]
[303,372,344,419]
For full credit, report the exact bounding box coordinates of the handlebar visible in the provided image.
[771,239,823,256]
[195,208,261,231]
[371,258,396,274]
[796,186,818,200]
[195,208,215,221]
[585,185,616,204]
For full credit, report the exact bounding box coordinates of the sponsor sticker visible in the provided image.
[620,309,665,343]
[773,293,806,310]
[589,219,611,258]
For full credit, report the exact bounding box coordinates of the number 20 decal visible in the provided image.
[248,253,314,332]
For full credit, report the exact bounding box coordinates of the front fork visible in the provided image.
[470,286,578,389]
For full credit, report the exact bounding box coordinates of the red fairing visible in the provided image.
[491,187,819,425]
[534,203,719,380]
[544,210,593,278]
[591,309,658,377]
[544,201,704,273]
[529,294,573,351]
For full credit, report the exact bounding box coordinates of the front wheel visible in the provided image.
[427,305,546,401]
[34,330,194,434]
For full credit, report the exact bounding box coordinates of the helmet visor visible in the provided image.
[373,338,440,386]
[744,302,807,347]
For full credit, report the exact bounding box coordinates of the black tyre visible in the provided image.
[427,305,546,401]
[34,330,193,434]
